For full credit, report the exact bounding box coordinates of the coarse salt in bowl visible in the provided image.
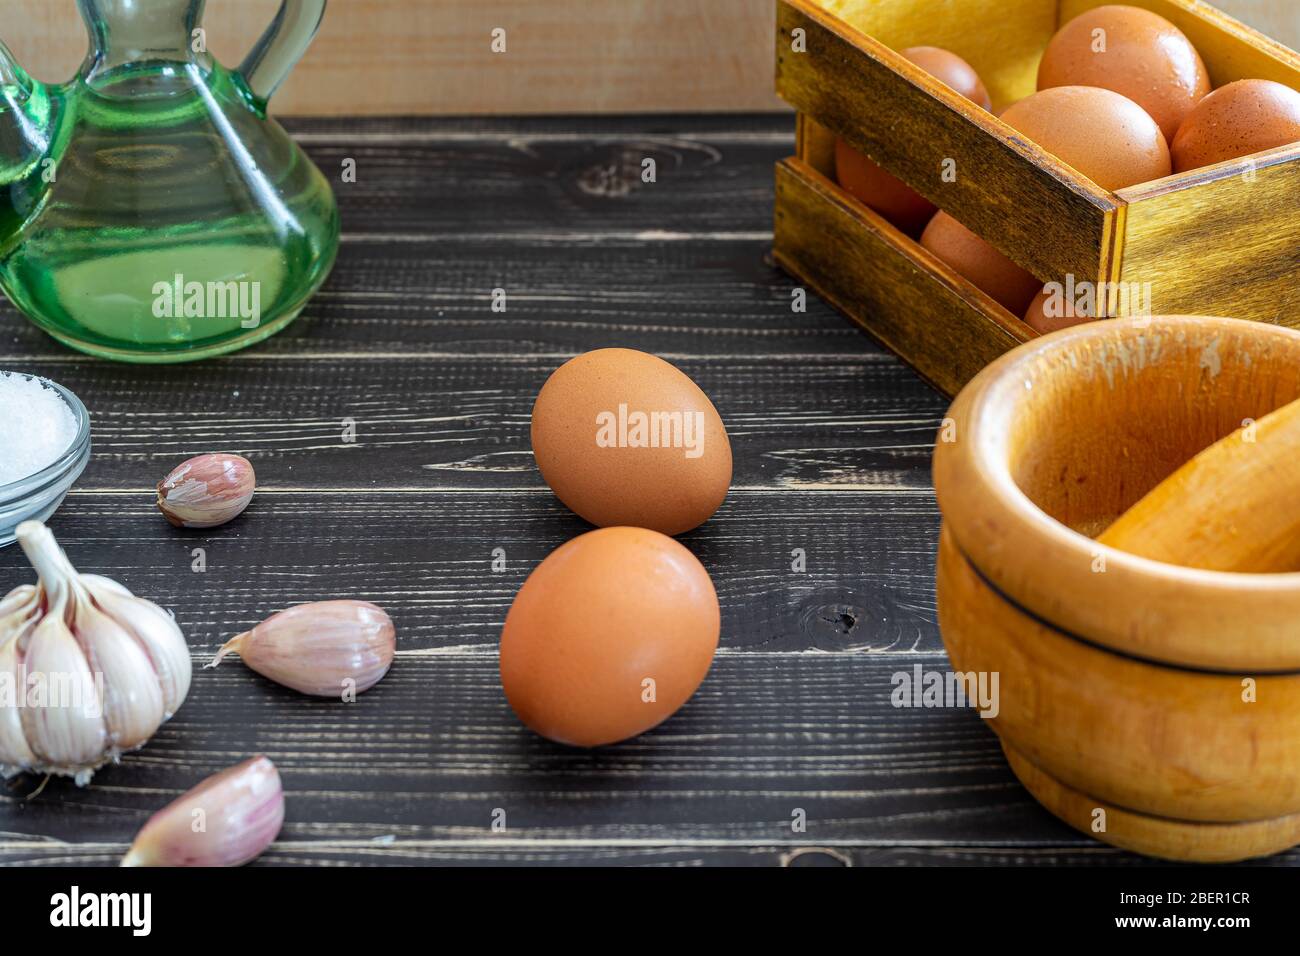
[0,372,91,546]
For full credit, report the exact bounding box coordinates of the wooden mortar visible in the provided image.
[933,315,1300,862]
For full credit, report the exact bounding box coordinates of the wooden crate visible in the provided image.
[772,0,1300,396]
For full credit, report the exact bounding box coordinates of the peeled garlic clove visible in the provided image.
[121,755,284,867]
[156,453,255,529]
[211,600,396,698]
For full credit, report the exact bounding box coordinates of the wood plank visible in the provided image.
[0,652,1137,866]
[6,841,1296,867]
[282,115,793,236]
[0,491,946,656]
[775,0,1118,287]
[0,354,945,490]
[796,113,837,177]
[2,236,884,360]
[6,110,1289,866]
[0,116,881,362]
[7,648,1296,866]
[1116,143,1300,326]
[774,158,1032,398]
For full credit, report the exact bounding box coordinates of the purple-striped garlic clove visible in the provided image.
[209,600,396,698]
[121,755,284,867]
[156,453,255,529]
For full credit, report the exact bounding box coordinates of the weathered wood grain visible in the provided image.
[795,113,837,180]
[774,158,1032,398]
[7,650,1298,866]
[0,117,879,361]
[1117,143,1300,327]
[0,491,945,656]
[3,240,878,360]
[2,114,1293,866]
[775,0,1119,287]
[0,354,943,490]
[0,114,977,867]
[286,117,792,235]
[7,838,1299,867]
[0,654,1221,867]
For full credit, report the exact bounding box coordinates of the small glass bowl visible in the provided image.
[0,375,92,547]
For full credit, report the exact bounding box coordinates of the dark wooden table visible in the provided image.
[2,114,1291,867]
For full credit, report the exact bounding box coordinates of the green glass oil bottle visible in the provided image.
[0,0,339,362]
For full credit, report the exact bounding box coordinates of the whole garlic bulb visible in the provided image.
[0,521,192,785]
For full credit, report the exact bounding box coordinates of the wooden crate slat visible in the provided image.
[774,157,1032,398]
[1117,143,1300,326]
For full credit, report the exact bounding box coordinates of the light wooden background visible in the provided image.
[0,0,1294,115]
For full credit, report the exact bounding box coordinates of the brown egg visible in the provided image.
[834,138,937,235]
[1024,284,1096,334]
[1038,4,1210,143]
[835,46,991,234]
[901,46,993,112]
[499,526,720,747]
[920,212,1041,315]
[1001,86,1171,190]
[1171,79,1300,172]
[531,349,732,536]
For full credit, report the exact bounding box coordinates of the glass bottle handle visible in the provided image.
[0,37,31,94]
[239,0,327,104]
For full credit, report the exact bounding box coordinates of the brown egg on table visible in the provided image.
[835,45,992,234]
[1001,86,1171,190]
[531,348,732,536]
[499,526,720,748]
[1171,78,1300,172]
[1023,283,1096,334]
[1038,4,1211,143]
[921,212,1041,316]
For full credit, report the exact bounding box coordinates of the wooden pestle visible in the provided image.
[1097,395,1300,572]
